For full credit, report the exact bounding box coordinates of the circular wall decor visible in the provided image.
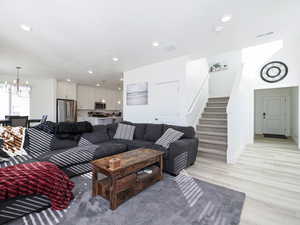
[260,61,288,83]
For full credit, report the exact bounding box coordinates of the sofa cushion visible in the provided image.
[81,125,109,144]
[107,123,118,139]
[121,121,146,140]
[147,144,168,158]
[144,124,163,142]
[113,123,135,140]
[38,145,98,168]
[24,128,55,157]
[155,128,184,148]
[93,142,127,159]
[127,140,153,150]
[162,124,195,139]
[50,137,78,151]
[133,123,147,140]
[0,195,51,224]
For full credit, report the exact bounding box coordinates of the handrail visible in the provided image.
[187,74,210,113]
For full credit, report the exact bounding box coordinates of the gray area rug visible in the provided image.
[8,172,245,225]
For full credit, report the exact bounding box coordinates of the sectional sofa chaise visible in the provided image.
[0,121,198,224]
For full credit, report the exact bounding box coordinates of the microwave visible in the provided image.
[95,102,106,110]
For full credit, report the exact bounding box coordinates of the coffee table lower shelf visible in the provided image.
[91,149,164,210]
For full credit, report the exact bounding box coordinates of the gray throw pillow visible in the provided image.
[113,123,136,140]
[155,128,184,148]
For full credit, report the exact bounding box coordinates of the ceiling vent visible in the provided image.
[256,32,274,38]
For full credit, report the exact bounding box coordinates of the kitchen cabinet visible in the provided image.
[57,81,77,100]
[77,85,122,110]
[77,85,95,110]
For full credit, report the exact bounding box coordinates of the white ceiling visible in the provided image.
[0,0,299,89]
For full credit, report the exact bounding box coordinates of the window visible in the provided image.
[0,84,30,120]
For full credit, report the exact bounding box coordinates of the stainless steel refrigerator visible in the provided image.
[56,99,77,122]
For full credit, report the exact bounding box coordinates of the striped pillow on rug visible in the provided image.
[113,123,135,140]
[155,128,184,148]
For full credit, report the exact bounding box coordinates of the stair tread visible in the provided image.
[198,124,227,128]
[198,147,227,156]
[200,118,227,121]
[199,138,227,146]
[208,97,229,99]
[205,106,226,109]
[197,131,227,136]
[202,112,227,115]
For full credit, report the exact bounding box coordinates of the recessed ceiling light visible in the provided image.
[215,26,224,32]
[152,42,160,47]
[66,78,71,82]
[120,78,123,81]
[112,57,119,62]
[117,100,121,105]
[20,24,31,32]
[96,83,100,87]
[25,80,29,85]
[88,70,93,74]
[101,99,106,103]
[221,15,232,23]
[118,87,122,91]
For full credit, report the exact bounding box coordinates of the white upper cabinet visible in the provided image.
[57,81,77,100]
[77,85,95,110]
[77,84,123,111]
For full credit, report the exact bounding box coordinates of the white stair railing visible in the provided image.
[185,74,210,127]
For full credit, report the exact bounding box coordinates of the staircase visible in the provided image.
[196,97,229,162]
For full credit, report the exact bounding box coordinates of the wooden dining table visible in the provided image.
[0,119,41,127]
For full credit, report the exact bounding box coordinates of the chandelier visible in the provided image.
[15,66,22,94]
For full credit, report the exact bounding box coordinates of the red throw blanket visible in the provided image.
[0,162,74,210]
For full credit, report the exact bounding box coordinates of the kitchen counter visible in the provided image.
[78,116,122,125]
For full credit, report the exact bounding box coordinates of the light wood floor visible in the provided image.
[186,136,300,225]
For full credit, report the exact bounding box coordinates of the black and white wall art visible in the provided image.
[260,61,288,83]
[126,82,148,105]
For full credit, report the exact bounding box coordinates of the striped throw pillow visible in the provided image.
[113,123,135,140]
[155,128,184,148]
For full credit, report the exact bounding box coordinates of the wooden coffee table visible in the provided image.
[91,148,164,210]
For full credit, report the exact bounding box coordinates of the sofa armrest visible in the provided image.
[169,138,198,157]
[165,138,198,175]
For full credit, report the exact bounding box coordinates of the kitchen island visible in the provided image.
[78,116,122,125]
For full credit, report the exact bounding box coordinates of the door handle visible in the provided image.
[263,112,266,119]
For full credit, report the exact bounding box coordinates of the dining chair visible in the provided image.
[5,116,29,127]
[40,115,48,124]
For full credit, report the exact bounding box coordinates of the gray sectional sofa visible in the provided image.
[0,121,198,224]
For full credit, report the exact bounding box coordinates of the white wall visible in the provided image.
[291,87,299,144]
[185,58,210,126]
[254,87,292,136]
[208,50,242,98]
[0,75,57,121]
[228,36,300,162]
[123,56,188,125]
[123,56,210,126]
